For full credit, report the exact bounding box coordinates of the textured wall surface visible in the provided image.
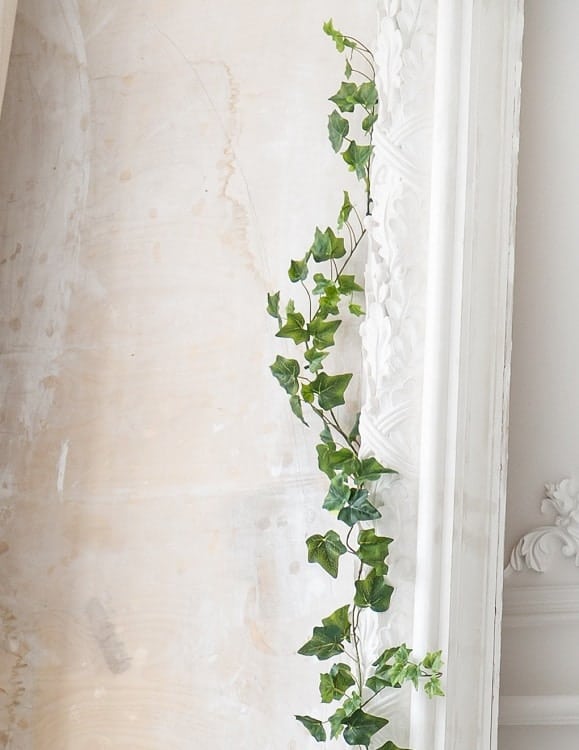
[0,1,374,747]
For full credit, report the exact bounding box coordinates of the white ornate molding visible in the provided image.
[502,584,579,627]
[499,694,579,727]
[361,1,435,744]
[362,1,524,749]
[505,478,579,576]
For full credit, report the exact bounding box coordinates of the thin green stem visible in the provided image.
[328,408,355,449]
[349,66,373,82]
[346,524,357,554]
[336,228,367,277]
[300,280,313,322]
[351,605,364,694]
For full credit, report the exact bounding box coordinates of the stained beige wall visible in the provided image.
[0,1,374,747]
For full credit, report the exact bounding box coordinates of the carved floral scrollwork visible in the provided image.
[506,478,579,575]
[360,0,436,739]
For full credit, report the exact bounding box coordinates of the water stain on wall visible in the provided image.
[85,598,131,675]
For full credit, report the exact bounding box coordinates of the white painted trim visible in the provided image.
[503,584,579,627]
[364,1,523,748]
[499,695,579,727]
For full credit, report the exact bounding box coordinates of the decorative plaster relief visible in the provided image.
[505,478,579,575]
[360,0,435,741]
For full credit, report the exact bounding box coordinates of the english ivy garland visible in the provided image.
[267,20,443,749]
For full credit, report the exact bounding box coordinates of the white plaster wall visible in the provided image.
[500,1,579,748]
[504,0,579,556]
[0,1,374,747]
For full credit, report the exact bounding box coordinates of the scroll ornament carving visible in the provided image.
[360,0,436,738]
[506,478,579,575]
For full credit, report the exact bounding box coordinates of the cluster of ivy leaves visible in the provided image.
[267,19,443,749]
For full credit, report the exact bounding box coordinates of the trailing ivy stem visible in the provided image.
[345,219,356,251]
[353,49,376,77]
[336,228,366,277]
[300,280,313,322]
[345,524,357,554]
[328,408,355,448]
[351,604,364,694]
[351,205,365,234]
[345,35,373,56]
[349,66,373,82]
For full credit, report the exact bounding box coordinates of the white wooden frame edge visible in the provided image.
[364,1,524,748]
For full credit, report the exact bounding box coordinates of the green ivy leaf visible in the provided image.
[338,274,363,294]
[376,743,410,750]
[310,226,346,262]
[328,110,350,153]
[289,395,308,425]
[355,81,379,108]
[337,190,354,229]
[345,59,353,79]
[348,412,361,443]
[322,18,353,53]
[310,371,352,410]
[373,645,416,687]
[295,715,326,742]
[331,662,356,696]
[362,111,378,133]
[266,291,281,321]
[317,443,336,477]
[424,676,445,698]
[329,708,346,739]
[319,672,335,703]
[357,456,396,482]
[342,709,389,747]
[403,662,421,688]
[298,606,350,660]
[304,347,328,373]
[308,318,341,350]
[322,604,351,641]
[319,292,340,318]
[323,474,351,511]
[319,662,356,703]
[354,570,393,612]
[357,528,392,574]
[349,303,364,317]
[342,141,373,179]
[422,650,444,673]
[366,673,396,692]
[330,82,359,113]
[312,273,333,295]
[338,489,381,526]
[269,355,300,395]
[276,312,309,345]
[319,425,333,444]
[306,530,347,578]
[341,691,362,716]
[286,298,295,315]
[288,257,308,282]
[321,283,341,309]
[372,646,400,672]
[298,624,345,661]
[301,382,314,403]
[388,659,411,687]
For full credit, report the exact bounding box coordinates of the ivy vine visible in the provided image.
[267,20,443,749]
